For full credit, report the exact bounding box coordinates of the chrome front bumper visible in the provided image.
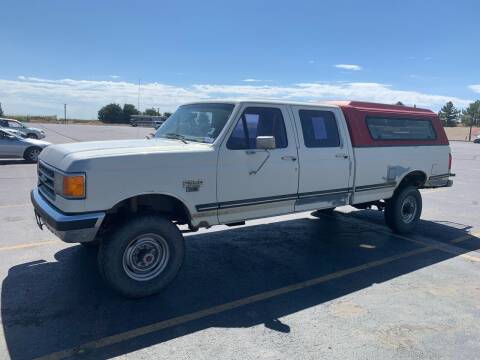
[30,188,105,243]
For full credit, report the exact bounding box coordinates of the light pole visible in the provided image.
[64,104,67,124]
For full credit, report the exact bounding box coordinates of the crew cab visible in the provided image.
[31,100,453,297]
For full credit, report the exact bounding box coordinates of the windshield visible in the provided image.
[154,103,235,143]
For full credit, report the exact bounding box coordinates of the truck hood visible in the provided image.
[39,138,210,170]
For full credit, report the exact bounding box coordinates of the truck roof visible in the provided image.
[327,100,434,115]
[183,99,434,115]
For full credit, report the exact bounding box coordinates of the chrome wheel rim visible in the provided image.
[30,149,41,162]
[122,234,170,281]
[401,196,417,224]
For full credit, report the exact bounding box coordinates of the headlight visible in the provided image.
[54,173,86,198]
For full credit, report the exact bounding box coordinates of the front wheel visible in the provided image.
[24,147,42,163]
[384,186,422,234]
[27,133,39,139]
[98,215,185,298]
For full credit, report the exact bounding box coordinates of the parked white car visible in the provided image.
[0,118,46,139]
[0,128,50,162]
[31,100,453,297]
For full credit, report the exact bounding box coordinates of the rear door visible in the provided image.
[216,104,299,223]
[0,131,23,157]
[290,105,353,212]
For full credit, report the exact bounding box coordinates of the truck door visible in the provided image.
[216,104,299,223]
[290,105,353,212]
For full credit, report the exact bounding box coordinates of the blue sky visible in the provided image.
[1,0,479,119]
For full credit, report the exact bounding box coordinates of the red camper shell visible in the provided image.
[328,101,449,147]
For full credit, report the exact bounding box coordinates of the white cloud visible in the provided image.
[193,82,470,109]
[0,76,471,119]
[0,76,206,119]
[110,75,120,79]
[242,78,271,83]
[334,64,362,71]
[469,84,480,93]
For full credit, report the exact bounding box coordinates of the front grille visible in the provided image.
[38,161,56,200]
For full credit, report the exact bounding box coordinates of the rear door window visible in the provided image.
[366,117,436,140]
[227,107,288,150]
[299,110,340,147]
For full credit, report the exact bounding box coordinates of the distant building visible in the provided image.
[130,115,167,129]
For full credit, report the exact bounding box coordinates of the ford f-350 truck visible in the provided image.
[31,100,453,297]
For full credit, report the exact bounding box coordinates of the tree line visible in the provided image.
[98,103,172,124]
[437,100,480,128]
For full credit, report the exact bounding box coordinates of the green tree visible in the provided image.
[395,101,404,106]
[122,103,140,123]
[438,101,459,127]
[163,112,172,119]
[0,103,3,117]
[143,108,159,116]
[98,103,123,123]
[461,100,480,141]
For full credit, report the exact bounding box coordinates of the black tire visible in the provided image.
[384,185,422,234]
[27,133,39,139]
[98,215,185,298]
[23,147,42,163]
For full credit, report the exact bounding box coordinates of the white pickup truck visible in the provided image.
[31,100,453,297]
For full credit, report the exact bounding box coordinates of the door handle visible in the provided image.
[281,155,297,161]
[335,153,349,159]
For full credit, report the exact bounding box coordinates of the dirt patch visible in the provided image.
[444,127,480,141]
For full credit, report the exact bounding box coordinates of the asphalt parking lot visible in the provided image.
[1,124,479,360]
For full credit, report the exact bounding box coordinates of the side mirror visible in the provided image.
[256,136,276,150]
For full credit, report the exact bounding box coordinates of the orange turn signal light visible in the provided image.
[63,175,85,198]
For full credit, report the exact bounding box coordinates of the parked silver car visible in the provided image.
[0,118,46,139]
[0,128,50,162]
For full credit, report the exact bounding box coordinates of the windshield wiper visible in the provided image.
[163,133,189,144]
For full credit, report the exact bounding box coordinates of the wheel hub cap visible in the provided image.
[123,234,170,281]
[401,196,417,224]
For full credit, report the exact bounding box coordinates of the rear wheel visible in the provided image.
[98,215,185,298]
[27,133,39,139]
[384,186,422,234]
[24,147,42,163]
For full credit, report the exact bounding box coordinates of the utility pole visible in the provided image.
[468,116,474,142]
[64,104,67,124]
